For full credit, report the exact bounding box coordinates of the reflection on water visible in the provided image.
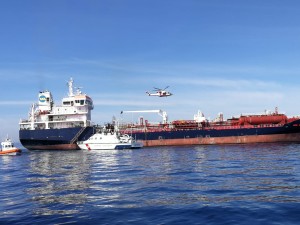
[26,151,91,216]
[0,144,300,224]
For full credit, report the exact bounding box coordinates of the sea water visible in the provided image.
[0,144,300,224]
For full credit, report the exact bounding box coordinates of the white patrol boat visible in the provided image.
[77,124,143,150]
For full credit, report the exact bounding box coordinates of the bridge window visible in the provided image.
[84,100,92,106]
[63,101,71,105]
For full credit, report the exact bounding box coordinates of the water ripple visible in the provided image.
[0,144,300,224]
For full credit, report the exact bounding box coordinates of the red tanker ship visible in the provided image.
[120,108,300,147]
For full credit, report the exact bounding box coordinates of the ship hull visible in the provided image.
[19,127,95,150]
[127,120,300,147]
[0,149,22,156]
[78,143,133,150]
[141,133,300,146]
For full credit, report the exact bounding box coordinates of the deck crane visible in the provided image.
[121,110,168,124]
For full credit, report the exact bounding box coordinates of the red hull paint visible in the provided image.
[0,148,22,155]
[26,144,80,150]
[142,133,300,147]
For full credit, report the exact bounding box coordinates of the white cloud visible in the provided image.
[0,101,32,106]
[1,60,299,127]
[93,99,156,107]
[166,77,281,90]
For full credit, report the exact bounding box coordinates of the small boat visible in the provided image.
[77,126,143,150]
[1,137,22,155]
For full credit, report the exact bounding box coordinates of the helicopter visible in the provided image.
[146,86,173,97]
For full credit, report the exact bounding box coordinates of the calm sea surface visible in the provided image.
[1,144,300,225]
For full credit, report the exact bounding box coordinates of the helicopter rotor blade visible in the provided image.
[153,87,161,91]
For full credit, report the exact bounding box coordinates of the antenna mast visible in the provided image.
[68,78,74,97]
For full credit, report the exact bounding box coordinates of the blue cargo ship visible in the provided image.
[19,78,95,150]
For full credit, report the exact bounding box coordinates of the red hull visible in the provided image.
[142,133,300,147]
[0,148,22,155]
[26,144,80,150]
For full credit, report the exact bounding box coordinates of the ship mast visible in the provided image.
[68,78,74,97]
[30,103,35,130]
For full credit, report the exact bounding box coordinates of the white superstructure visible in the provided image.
[19,78,94,130]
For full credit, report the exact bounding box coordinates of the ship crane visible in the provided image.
[121,110,168,124]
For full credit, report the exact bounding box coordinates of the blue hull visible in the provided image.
[19,127,95,150]
[126,119,300,146]
[115,144,132,149]
[19,120,300,149]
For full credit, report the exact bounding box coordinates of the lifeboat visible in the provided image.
[1,137,22,155]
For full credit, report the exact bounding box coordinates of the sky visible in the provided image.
[1,0,300,141]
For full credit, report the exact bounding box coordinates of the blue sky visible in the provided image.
[1,0,300,141]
